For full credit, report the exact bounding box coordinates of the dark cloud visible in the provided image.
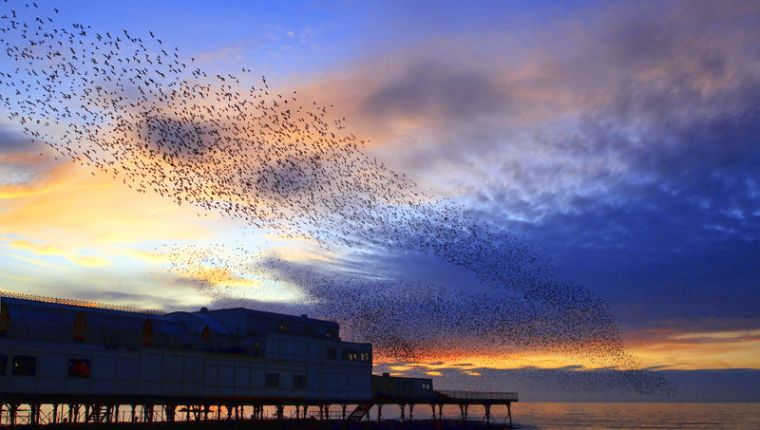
[362,60,511,123]
[0,124,31,152]
[331,0,760,334]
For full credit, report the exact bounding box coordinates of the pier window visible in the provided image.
[293,374,307,389]
[265,372,280,388]
[360,351,371,362]
[251,341,262,357]
[200,325,211,341]
[68,359,91,378]
[0,303,8,336]
[73,311,87,342]
[278,322,289,332]
[0,355,6,374]
[342,349,359,361]
[142,319,154,347]
[12,355,36,376]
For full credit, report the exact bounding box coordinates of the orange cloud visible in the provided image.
[8,239,110,267]
[373,325,760,373]
[0,161,215,245]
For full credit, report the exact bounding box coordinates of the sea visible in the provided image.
[503,403,760,429]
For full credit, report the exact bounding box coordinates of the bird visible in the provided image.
[0,0,669,396]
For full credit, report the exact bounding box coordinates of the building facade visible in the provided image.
[0,296,372,404]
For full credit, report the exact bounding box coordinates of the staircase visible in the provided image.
[347,404,373,421]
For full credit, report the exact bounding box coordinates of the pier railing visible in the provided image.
[435,390,519,402]
[0,290,163,315]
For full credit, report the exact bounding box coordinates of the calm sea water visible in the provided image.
[505,403,760,430]
[369,403,760,429]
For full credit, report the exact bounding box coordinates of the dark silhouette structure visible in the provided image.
[0,293,517,427]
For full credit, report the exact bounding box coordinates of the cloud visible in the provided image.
[373,364,760,402]
[7,239,110,267]
[0,124,31,152]
[286,0,760,336]
[361,60,511,124]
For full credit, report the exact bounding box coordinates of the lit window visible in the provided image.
[360,352,371,362]
[342,350,360,361]
[293,374,307,389]
[278,322,289,332]
[0,355,6,375]
[265,373,280,388]
[68,359,91,378]
[12,355,36,376]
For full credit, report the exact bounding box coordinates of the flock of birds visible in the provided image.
[1,1,668,394]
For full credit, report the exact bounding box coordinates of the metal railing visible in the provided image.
[0,290,163,315]
[435,390,519,401]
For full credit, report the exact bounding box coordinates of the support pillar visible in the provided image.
[399,404,406,421]
[143,403,154,423]
[409,404,415,420]
[507,403,513,428]
[484,404,491,424]
[459,404,468,421]
[377,404,383,422]
[438,404,444,420]
[341,404,347,420]
[9,403,18,426]
[31,402,41,425]
[276,405,284,420]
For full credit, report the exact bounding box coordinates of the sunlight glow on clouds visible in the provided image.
[0,0,758,384]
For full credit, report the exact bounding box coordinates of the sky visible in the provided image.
[1,0,759,401]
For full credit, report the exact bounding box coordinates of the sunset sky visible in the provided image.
[1,0,759,401]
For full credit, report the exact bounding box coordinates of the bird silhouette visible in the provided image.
[0,0,669,395]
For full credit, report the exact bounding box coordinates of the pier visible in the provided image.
[0,389,518,428]
[0,294,517,428]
